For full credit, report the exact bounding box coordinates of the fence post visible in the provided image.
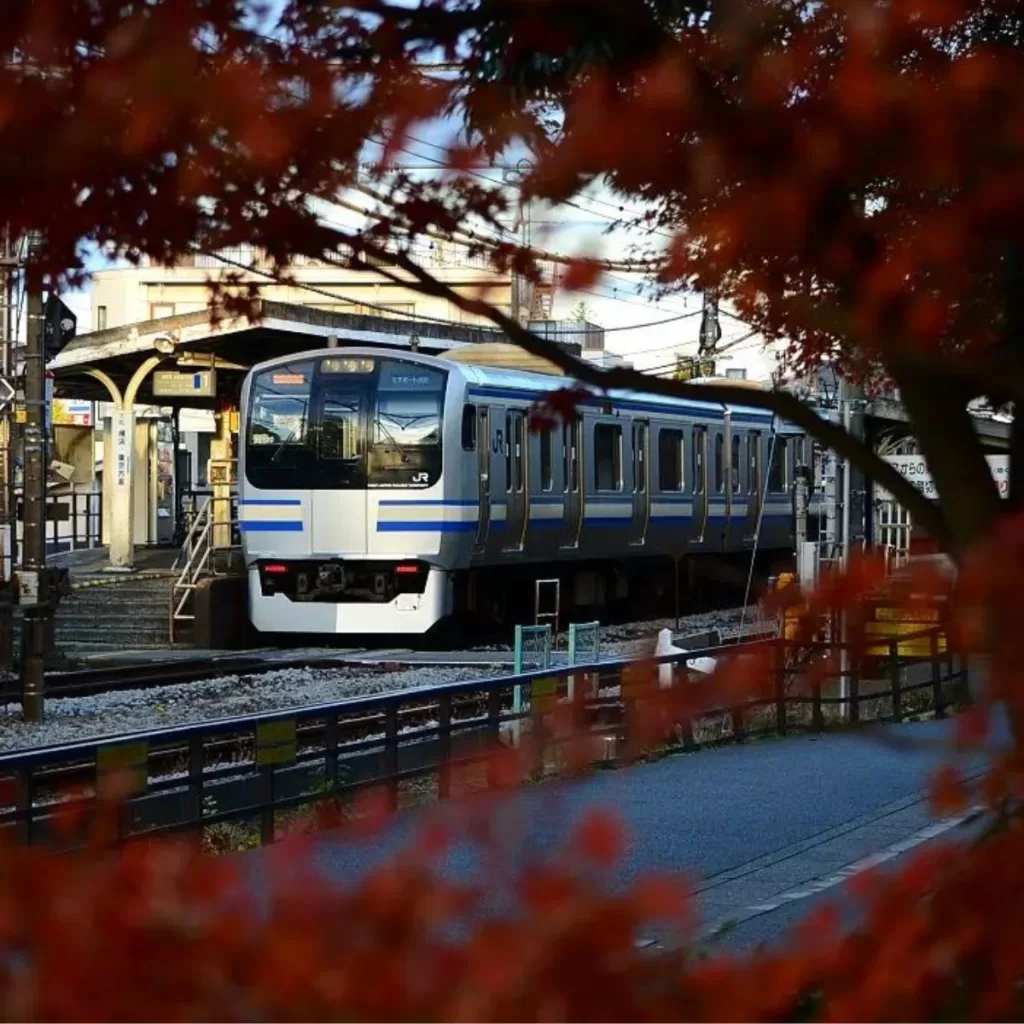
[324,715,339,795]
[71,492,79,550]
[730,704,747,743]
[486,688,502,789]
[931,631,946,719]
[811,672,824,733]
[847,661,860,724]
[959,649,972,706]
[774,639,787,736]
[384,702,399,811]
[889,639,903,723]
[259,766,275,845]
[188,734,204,830]
[438,693,452,799]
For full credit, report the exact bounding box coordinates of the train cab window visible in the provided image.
[693,428,706,494]
[594,423,622,491]
[658,429,684,491]
[714,432,724,492]
[749,432,761,494]
[539,426,554,491]
[245,360,315,487]
[731,434,742,493]
[461,405,476,451]
[767,435,787,492]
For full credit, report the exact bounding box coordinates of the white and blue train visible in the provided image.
[239,346,812,636]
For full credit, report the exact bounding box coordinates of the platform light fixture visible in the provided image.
[153,334,175,355]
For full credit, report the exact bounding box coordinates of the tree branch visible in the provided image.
[322,229,957,554]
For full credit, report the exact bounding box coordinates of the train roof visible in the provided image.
[248,344,801,430]
[454,360,777,423]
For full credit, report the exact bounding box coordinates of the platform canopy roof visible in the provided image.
[48,299,500,407]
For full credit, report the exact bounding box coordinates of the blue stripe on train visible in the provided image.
[376,521,477,532]
[239,521,304,532]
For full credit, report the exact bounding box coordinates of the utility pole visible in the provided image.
[18,258,48,721]
[0,229,18,673]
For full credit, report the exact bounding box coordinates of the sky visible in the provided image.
[58,32,782,383]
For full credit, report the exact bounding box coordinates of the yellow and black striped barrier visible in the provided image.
[70,571,173,592]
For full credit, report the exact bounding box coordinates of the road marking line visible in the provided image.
[698,804,982,942]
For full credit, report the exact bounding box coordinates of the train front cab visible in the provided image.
[239,349,459,635]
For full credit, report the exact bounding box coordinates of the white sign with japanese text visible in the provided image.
[877,454,1009,502]
[113,411,131,489]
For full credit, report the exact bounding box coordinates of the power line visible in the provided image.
[200,248,699,336]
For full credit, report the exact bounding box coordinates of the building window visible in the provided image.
[594,423,622,491]
[658,429,684,492]
[96,306,107,331]
[732,434,742,493]
[461,405,476,451]
[149,303,174,320]
[714,432,724,492]
[768,436,787,492]
[539,426,553,491]
[693,428,706,494]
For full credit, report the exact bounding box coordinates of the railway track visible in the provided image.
[2,654,399,702]
[0,614,779,707]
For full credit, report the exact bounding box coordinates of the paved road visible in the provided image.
[300,716,999,952]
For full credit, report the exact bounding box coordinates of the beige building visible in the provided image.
[90,241,552,331]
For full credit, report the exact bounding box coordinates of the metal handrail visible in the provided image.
[169,494,242,641]
[169,498,214,642]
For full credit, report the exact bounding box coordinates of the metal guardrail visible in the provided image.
[0,627,968,849]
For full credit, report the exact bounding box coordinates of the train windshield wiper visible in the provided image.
[373,417,409,463]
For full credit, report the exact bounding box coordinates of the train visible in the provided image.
[238,345,816,636]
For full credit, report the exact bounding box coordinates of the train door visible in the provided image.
[311,382,368,555]
[629,419,650,545]
[561,415,582,547]
[503,409,527,551]
[691,426,708,544]
[745,430,762,541]
[474,406,491,552]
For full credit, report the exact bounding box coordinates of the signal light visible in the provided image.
[264,563,288,575]
[396,564,419,575]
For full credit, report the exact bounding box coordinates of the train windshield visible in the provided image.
[245,356,446,490]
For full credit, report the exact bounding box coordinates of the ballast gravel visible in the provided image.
[0,663,498,753]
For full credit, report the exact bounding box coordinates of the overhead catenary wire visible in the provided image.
[199,248,706,336]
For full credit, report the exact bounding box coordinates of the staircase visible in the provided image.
[54,575,176,655]
[169,494,242,643]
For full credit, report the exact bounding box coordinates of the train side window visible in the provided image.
[563,418,580,493]
[594,423,622,491]
[461,405,476,451]
[768,435,786,492]
[658,428,684,491]
[714,432,724,492]
[749,431,761,494]
[513,414,525,492]
[793,435,806,471]
[539,426,553,491]
[693,427,706,494]
[505,413,512,493]
[731,434,742,493]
